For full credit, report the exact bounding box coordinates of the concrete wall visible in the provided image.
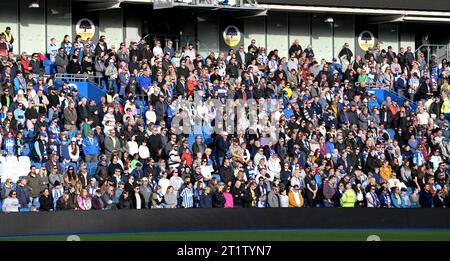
[266,12,289,57]
[197,15,220,56]
[19,0,46,54]
[244,16,266,51]
[0,1,19,54]
[288,13,310,51]
[0,0,72,55]
[311,14,333,61]
[378,23,399,53]
[399,23,415,51]
[46,0,72,49]
[124,14,141,47]
[99,9,124,49]
[334,14,355,60]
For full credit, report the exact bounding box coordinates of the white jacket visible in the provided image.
[2,197,19,212]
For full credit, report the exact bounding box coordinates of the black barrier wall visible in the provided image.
[0,209,449,236]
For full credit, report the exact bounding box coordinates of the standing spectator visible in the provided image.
[151,185,164,208]
[0,35,8,58]
[26,166,40,204]
[64,101,77,131]
[55,48,68,74]
[279,188,289,207]
[38,188,54,211]
[340,182,356,207]
[288,185,304,208]
[199,186,213,208]
[180,182,194,208]
[268,186,280,208]
[1,26,14,52]
[163,186,178,208]
[83,130,99,163]
[104,129,121,161]
[419,184,433,208]
[16,179,31,209]
[130,185,145,210]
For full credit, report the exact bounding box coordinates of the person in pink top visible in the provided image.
[223,185,234,208]
[77,188,92,210]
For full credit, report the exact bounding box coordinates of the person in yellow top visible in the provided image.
[282,85,293,99]
[441,93,450,116]
[379,160,392,182]
[1,26,14,52]
[288,185,304,207]
[340,183,356,208]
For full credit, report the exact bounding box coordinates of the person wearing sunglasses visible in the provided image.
[2,190,20,212]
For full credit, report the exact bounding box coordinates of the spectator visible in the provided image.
[130,185,145,209]
[38,188,54,211]
[288,185,304,208]
[16,179,31,209]
[2,190,20,213]
[77,188,92,210]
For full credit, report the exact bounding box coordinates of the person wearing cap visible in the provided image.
[87,177,99,197]
[139,177,152,208]
[82,129,99,163]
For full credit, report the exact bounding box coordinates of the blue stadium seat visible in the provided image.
[87,162,98,177]
[69,130,78,139]
[33,201,40,209]
[212,174,221,182]
[19,207,30,212]
[386,129,395,140]
[22,143,31,156]
[32,162,42,169]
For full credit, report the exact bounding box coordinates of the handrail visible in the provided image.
[414,44,448,54]
[415,44,449,65]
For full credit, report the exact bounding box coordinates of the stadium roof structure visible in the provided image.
[258,0,450,12]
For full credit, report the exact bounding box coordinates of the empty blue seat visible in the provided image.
[212,174,221,182]
[87,162,98,177]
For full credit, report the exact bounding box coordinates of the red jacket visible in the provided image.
[21,57,31,74]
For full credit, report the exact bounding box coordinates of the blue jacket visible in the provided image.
[137,75,152,91]
[16,185,30,208]
[131,169,144,180]
[82,137,99,156]
[60,143,71,162]
[368,99,380,111]
[3,137,15,155]
[419,191,433,208]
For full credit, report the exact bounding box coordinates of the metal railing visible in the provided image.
[53,73,105,88]
[415,44,449,64]
[142,33,199,52]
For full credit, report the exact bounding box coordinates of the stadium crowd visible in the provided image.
[0,25,449,212]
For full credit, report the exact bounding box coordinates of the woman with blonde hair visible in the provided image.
[77,188,92,210]
[14,89,28,108]
[1,178,13,200]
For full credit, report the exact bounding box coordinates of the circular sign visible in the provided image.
[76,18,96,41]
[358,31,375,52]
[223,25,241,47]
